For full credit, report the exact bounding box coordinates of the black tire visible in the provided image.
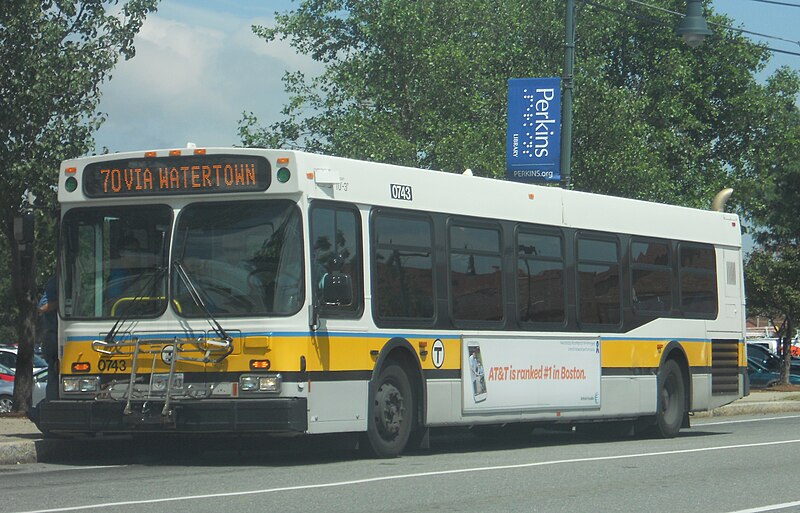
[364,363,414,458]
[654,359,686,438]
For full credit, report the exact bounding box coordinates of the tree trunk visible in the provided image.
[3,217,38,413]
[782,317,794,386]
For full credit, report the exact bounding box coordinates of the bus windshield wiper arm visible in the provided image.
[172,259,232,344]
[103,265,167,344]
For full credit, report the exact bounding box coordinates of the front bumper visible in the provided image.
[38,398,308,434]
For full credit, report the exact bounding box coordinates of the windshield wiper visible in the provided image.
[101,265,167,345]
[172,259,233,354]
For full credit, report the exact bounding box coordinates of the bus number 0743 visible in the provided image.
[391,184,413,201]
[98,359,127,372]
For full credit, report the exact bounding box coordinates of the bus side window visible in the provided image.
[679,243,717,317]
[631,239,672,314]
[310,202,363,318]
[577,235,621,326]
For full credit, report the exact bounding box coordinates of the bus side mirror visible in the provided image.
[321,271,353,306]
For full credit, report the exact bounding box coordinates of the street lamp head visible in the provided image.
[677,0,712,48]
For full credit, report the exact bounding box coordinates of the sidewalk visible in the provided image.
[3,390,800,465]
[693,389,800,417]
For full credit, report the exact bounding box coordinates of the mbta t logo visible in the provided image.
[432,339,445,368]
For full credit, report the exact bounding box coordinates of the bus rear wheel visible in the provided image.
[654,359,686,438]
[364,363,414,458]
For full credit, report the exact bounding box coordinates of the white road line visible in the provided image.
[725,500,800,513]
[698,414,800,426]
[43,465,127,472]
[14,438,800,513]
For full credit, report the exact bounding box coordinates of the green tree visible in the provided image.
[745,247,800,385]
[240,0,799,213]
[747,75,800,252]
[745,106,800,384]
[0,0,159,413]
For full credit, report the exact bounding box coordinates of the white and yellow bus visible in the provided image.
[39,147,746,457]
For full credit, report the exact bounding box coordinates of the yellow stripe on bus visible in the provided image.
[62,335,464,374]
[600,339,710,368]
[63,336,721,376]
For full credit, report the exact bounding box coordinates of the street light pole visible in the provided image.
[559,0,576,190]
[558,1,710,191]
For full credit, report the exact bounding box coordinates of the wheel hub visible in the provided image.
[375,382,405,439]
[661,375,678,422]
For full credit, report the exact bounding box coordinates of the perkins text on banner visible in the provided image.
[506,77,561,183]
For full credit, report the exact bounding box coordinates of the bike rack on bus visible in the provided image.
[91,335,233,418]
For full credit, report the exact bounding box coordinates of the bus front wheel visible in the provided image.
[364,363,414,458]
[654,359,686,438]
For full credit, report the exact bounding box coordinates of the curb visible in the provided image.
[0,440,37,465]
[695,400,800,418]
[0,437,137,466]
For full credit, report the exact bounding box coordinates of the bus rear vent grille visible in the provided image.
[711,339,739,395]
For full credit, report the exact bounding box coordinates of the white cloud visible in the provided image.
[94,1,323,154]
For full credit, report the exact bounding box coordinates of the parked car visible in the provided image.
[0,386,11,413]
[0,368,47,414]
[746,343,800,374]
[747,337,780,355]
[0,346,47,373]
[0,363,13,382]
[32,368,47,406]
[747,343,782,372]
[747,357,800,388]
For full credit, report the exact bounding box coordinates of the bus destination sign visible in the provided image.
[82,154,272,197]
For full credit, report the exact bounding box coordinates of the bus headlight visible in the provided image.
[62,376,100,394]
[239,374,282,393]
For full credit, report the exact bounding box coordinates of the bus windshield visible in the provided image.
[61,205,172,319]
[171,199,304,317]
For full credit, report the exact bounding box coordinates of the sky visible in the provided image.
[92,0,800,154]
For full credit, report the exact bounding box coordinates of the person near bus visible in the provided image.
[38,274,59,400]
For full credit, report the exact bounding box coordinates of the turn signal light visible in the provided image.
[71,362,91,373]
[250,359,271,370]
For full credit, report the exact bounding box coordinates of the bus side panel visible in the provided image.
[305,380,368,434]
[425,379,459,425]
[424,376,659,427]
[691,371,712,411]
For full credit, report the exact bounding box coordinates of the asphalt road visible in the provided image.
[3,414,800,513]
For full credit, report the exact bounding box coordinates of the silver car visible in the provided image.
[0,346,48,373]
[0,368,47,413]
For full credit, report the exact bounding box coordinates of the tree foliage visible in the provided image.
[0,0,158,412]
[744,105,800,384]
[745,247,800,384]
[241,0,799,212]
[747,89,800,250]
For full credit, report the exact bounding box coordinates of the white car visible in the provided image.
[0,346,48,373]
[746,338,780,355]
[0,368,47,413]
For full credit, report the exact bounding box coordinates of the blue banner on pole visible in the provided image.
[506,77,561,183]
